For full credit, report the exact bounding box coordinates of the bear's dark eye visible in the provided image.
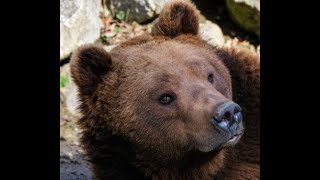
[159,94,175,105]
[208,73,214,84]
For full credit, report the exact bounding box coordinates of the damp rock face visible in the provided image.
[60,141,94,180]
[107,0,171,23]
[60,63,81,117]
[60,0,103,60]
[199,20,225,47]
[226,0,260,37]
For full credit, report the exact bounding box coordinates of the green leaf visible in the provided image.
[116,10,125,21]
[114,26,120,33]
[60,75,69,88]
[101,36,108,43]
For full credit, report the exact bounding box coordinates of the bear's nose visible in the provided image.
[212,102,242,135]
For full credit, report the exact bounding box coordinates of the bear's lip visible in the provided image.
[204,133,242,153]
[224,133,243,146]
[228,134,240,142]
[215,133,243,150]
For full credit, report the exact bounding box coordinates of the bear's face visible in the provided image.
[71,0,244,166]
[109,40,243,154]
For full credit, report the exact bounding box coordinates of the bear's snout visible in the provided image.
[212,101,242,136]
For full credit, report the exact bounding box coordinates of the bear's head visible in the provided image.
[70,0,244,175]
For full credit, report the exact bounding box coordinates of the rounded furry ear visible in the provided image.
[151,0,200,37]
[70,44,112,96]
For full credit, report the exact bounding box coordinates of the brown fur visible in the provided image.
[215,48,260,180]
[70,0,260,179]
[152,0,200,37]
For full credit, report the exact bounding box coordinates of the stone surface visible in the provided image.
[199,20,225,47]
[60,141,94,180]
[60,64,81,117]
[103,44,117,52]
[226,0,260,37]
[60,0,103,60]
[107,0,170,23]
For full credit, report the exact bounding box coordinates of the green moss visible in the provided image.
[227,0,260,37]
[60,75,69,88]
[100,36,108,43]
[114,26,120,33]
[116,10,125,21]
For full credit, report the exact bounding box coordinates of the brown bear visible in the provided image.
[70,0,260,179]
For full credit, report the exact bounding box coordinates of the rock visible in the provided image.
[65,81,80,116]
[107,0,171,23]
[60,0,103,60]
[60,141,94,180]
[199,20,225,47]
[60,64,81,117]
[226,0,260,37]
[103,45,117,52]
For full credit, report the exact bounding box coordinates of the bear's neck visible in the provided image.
[85,132,229,179]
[139,149,227,179]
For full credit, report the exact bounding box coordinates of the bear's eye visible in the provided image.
[208,73,214,84]
[159,94,175,105]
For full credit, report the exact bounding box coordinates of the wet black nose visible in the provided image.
[212,102,242,134]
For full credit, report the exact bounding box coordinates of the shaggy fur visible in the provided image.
[152,0,200,37]
[70,0,260,179]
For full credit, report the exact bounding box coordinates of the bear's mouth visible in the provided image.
[228,134,241,142]
[228,134,240,142]
[198,133,243,153]
[213,133,243,151]
[224,133,243,147]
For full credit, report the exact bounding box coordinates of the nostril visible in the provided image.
[213,116,222,123]
[212,102,242,130]
[222,112,231,121]
[213,117,228,128]
[213,111,231,128]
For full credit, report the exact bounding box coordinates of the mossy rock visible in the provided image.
[226,0,260,38]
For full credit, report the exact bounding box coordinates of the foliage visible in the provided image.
[60,75,69,88]
[116,11,125,21]
[114,26,120,33]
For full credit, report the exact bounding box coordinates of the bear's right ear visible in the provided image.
[70,44,112,96]
[151,0,200,37]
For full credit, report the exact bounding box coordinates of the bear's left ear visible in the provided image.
[70,44,112,96]
[151,0,200,37]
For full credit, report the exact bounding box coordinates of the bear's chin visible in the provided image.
[224,133,242,146]
[197,133,243,153]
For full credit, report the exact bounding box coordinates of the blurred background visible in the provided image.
[60,0,260,179]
